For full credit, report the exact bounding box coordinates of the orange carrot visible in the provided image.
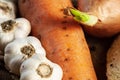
[18,0,97,80]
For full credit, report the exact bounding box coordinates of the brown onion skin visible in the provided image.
[78,0,120,37]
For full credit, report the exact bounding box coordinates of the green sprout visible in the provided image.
[69,8,98,26]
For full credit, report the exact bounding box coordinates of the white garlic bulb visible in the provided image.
[20,54,63,80]
[0,18,31,51]
[0,0,16,19]
[4,36,46,75]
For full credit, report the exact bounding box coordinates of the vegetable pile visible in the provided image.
[18,0,97,80]
[1,0,120,80]
[0,0,63,80]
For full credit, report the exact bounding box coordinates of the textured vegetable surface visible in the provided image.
[78,0,120,37]
[18,0,97,80]
[106,34,120,80]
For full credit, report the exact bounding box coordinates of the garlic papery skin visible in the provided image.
[20,54,63,80]
[0,0,16,19]
[4,36,46,75]
[0,18,31,51]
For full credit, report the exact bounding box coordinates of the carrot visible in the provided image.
[18,0,97,80]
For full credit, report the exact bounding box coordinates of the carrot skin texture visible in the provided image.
[18,0,97,80]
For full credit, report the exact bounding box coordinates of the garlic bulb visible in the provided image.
[20,54,63,80]
[0,0,16,19]
[4,36,46,75]
[0,18,31,51]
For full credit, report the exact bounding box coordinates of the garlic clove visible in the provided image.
[4,53,17,70]
[8,54,25,75]
[20,56,41,73]
[20,54,63,80]
[20,70,41,80]
[0,0,16,19]
[0,18,11,23]
[14,18,31,39]
[0,18,31,52]
[4,36,46,75]
[0,29,14,51]
[26,36,46,56]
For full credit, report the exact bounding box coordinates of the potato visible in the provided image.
[106,34,120,80]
